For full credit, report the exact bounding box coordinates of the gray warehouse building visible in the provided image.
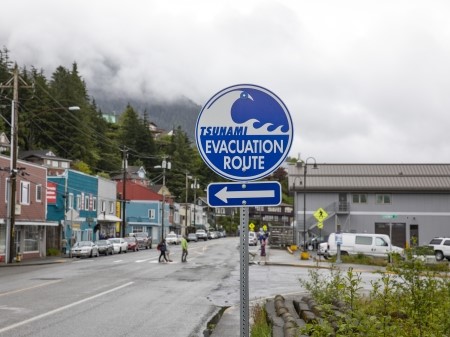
[288,163,450,248]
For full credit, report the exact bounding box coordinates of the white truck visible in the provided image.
[319,232,404,259]
[195,229,208,241]
[428,237,450,261]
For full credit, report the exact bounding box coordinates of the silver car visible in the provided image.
[71,241,99,258]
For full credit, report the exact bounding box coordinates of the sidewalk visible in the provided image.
[210,246,385,337]
[0,255,69,267]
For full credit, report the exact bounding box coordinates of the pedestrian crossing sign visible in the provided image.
[314,208,328,222]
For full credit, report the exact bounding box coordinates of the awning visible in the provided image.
[128,222,159,226]
[16,221,59,227]
[98,214,122,222]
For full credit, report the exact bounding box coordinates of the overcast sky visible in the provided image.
[1,0,450,164]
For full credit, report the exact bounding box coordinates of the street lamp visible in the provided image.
[157,158,171,238]
[302,157,318,252]
[185,172,192,235]
[161,193,168,239]
[291,177,302,245]
[191,177,200,228]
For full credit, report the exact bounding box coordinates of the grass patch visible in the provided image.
[251,303,271,337]
[327,253,389,266]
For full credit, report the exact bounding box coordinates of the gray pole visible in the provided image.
[8,67,19,263]
[240,206,249,337]
[121,147,127,238]
[303,164,307,251]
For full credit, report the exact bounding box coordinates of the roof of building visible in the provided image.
[19,150,71,162]
[287,163,450,192]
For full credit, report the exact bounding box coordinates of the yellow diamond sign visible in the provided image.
[314,208,328,222]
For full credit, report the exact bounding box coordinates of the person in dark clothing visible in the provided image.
[158,239,169,263]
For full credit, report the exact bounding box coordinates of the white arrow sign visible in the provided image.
[216,186,275,203]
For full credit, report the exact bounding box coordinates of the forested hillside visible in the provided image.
[0,47,290,206]
[92,92,201,141]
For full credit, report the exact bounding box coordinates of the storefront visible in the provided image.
[1,220,59,262]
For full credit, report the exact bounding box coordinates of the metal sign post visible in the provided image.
[240,206,249,336]
[196,84,293,336]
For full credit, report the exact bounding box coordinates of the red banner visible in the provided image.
[47,182,57,204]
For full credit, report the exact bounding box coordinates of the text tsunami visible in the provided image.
[204,139,285,171]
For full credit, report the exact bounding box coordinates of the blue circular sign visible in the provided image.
[196,84,293,181]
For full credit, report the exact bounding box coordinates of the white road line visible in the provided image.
[0,280,62,298]
[0,282,134,334]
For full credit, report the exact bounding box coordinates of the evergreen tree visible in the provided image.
[166,126,195,203]
[48,63,97,166]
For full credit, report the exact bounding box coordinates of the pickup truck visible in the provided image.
[166,233,181,245]
[429,237,450,261]
[195,229,208,241]
[130,232,152,249]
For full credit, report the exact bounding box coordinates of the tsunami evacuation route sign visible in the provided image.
[195,84,293,181]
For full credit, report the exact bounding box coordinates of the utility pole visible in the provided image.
[0,64,31,264]
[120,146,128,238]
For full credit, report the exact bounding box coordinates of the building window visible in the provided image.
[93,197,97,211]
[84,195,89,210]
[101,200,106,213]
[20,181,30,205]
[36,184,42,202]
[5,178,9,203]
[68,193,74,209]
[109,201,114,214]
[148,209,155,219]
[76,195,81,210]
[51,161,58,167]
[352,194,368,204]
[61,162,69,168]
[268,207,281,212]
[376,194,392,204]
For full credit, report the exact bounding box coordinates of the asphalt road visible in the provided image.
[0,237,384,337]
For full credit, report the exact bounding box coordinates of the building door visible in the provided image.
[410,224,419,247]
[375,222,406,248]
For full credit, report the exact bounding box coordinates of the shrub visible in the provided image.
[299,259,450,336]
[250,303,271,337]
[46,248,60,256]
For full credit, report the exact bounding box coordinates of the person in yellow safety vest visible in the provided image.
[181,235,188,263]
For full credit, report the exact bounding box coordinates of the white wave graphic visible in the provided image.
[239,119,289,135]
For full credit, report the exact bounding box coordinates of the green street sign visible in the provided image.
[382,214,397,219]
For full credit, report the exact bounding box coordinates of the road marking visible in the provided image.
[0,282,134,334]
[0,280,62,298]
[136,258,156,263]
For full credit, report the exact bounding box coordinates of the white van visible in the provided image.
[319,232,404,259]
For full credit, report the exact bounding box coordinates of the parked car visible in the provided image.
[95,240,114,255]
[187,233,198,242]
[248,231,258,246]
[130,232,152,249]
[195,229,208,241]
[71,241,99,258]
[166,233,181,245]
[320,232,404,259]
[428,237,450,261]
[124,237,139,251]
[109,238,128,254]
